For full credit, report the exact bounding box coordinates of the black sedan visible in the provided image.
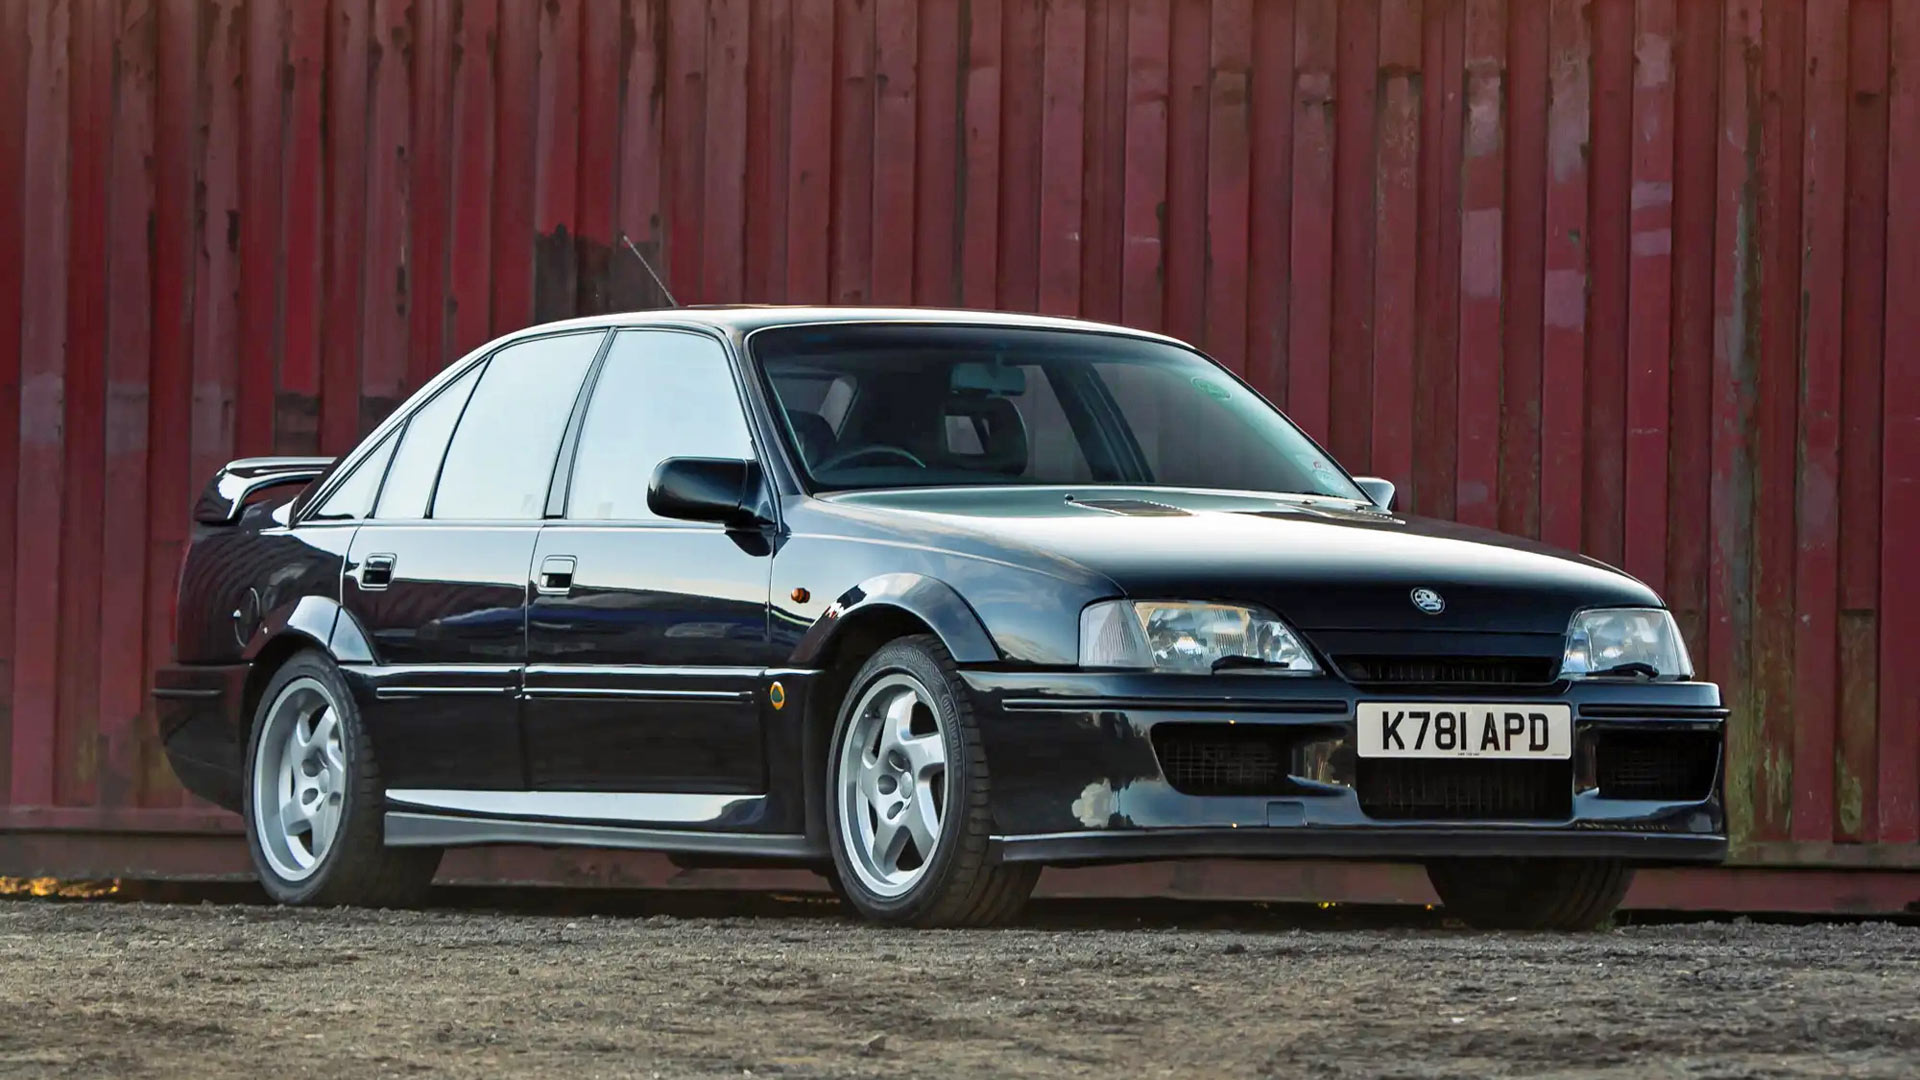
[156,308,1727,929]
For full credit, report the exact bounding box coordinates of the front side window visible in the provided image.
[751,325,1364,500]
[432,331,604,520]
[566,330,755,521]
[374,362,483,519]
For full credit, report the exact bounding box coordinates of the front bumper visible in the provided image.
[963,670,1728,866]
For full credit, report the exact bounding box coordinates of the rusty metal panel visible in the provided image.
[1,0,1917,896]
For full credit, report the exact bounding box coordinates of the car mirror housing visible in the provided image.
[1353,476,1395,510]
[647,457,771,529]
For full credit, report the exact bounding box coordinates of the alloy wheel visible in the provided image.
[836,673,950,897]
[251,676,348,882]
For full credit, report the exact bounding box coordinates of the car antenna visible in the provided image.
[617,231,680,308]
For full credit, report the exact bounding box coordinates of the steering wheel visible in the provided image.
[817,444,929,471]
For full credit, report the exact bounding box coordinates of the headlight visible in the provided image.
[1560,608,1692,679]
[1078,600,1320,674]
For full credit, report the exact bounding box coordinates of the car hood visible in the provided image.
[818,486,1659,635]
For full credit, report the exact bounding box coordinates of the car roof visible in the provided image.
[503,305,1191,347]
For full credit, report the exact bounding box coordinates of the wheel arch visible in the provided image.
[237,595,352,738]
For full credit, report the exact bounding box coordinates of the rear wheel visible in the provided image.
[826,635,1038,927]
[243,650,440,907]
[1426,857,1634,931]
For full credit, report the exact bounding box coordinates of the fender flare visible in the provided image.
[239,595,377,666]
[789,572,999,667]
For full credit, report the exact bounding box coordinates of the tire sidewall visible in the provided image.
[825,641,975,922]
[241,651,370,905]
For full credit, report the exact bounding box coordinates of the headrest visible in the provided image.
[787,411,837,466]
[941,396,1028,475]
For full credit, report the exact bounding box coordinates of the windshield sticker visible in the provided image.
[1190,377,1230,401]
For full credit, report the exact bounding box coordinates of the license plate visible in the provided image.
[1356,703,1572,759]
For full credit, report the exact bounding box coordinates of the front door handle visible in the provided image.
[537,555,576,596]
[360,553,396,590]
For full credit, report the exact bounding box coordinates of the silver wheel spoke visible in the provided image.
[279,796,312,837]
[308,707,337,755]
[897,731,945,777]
[870,803,910,869]
[904,789,940,858]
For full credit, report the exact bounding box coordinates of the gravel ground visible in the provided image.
[1,894,1917,1079]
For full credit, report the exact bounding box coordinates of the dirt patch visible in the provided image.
[1,896,1916,1078]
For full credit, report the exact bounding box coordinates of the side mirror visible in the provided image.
[648,457,772,528]
[1353,476,1396,510]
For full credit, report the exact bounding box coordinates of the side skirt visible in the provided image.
[383,811,823,860]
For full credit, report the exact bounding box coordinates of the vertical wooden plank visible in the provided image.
[870,0,917,305]
[1412,0,1462,518]
[1244,0,1294,403]
[1584,0,1631,562]
[1666,0,1721,670]
[913,0,959,306]
[1709,0,1760,844]
[100,0,156,808]
[996,0,1041,311]
[786,0,833,303]
[1623,0,1675,588]
[572,0,618,315]
[1118,0,1168,332]
[744,0,792,301]
[143,0,196,804]
[1162,0,1206,343]
[1370,0,1420,489]
[59,0,110,807]
[361,0,412,422]
[1749,0,1805,842]
[408,0,451,379]
[1036,0,1084,317]
[322,0,370,450]
[1453,0,1504,529]
[1075,0,1125,324]
[1876,0,1920,844]
[533,0,583,323]
[1286,0,1334,440]
[1329,0,1377,465]
[1499,0,1546,537]
[830,0,874,303]
[1538,0,1588,552]
[491,0,538,329]
[279,0,326,449]
[1837,0,1889,844]
[1790,0,1846,844]
[447,0,497,351]
[1204,0,1251,371]
[0,0,29,807]
[192,0,241,491]
[700,0,747,304]
[959,0,1003,308]
[238,0,285,453]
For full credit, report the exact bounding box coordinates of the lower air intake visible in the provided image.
[1357,759,1572,821]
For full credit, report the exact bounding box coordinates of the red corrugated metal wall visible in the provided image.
[2,0,1917,876]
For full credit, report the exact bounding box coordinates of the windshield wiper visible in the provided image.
[1590,661,1660,679]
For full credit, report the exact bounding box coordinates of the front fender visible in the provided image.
[790,572,1000,666]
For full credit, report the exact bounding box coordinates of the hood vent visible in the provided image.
[1065,497,1191,517]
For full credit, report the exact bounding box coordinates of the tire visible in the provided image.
[1426,857,1634,931]
[242,649,441,907]
[825,635,1039,927]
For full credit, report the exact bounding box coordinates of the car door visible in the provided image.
[523,328,777,799]
[341,329,607,790]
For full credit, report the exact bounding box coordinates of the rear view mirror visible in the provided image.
[1353,476,1396,510]
[648,457,771,528]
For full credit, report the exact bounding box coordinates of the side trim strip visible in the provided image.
[384,789,761,825]
[999,696,1352,715]
[383,812,821,859]
[521,687,753,702]
[372,686,517,700]
[151,687,224,700]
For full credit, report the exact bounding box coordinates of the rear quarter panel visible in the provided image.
[173,501,354,663]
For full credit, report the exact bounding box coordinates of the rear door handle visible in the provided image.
[537,555,576,596]
[360,553,396,590]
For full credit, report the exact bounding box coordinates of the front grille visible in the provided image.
[1594,730,1719,801]
[1151,724,1293,796]
[1336,655,1558,686]
[1357,759,1572,820]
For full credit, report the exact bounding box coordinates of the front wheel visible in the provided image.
[1426,857,1634,931]
[826,635,1038,927]
[243,650,441,907]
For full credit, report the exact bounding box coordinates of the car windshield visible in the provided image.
[752,324,1365,500]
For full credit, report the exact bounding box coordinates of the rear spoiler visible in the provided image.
[193,456,336,524]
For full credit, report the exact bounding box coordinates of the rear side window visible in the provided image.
[311,429,398,520]
[432,331,605,520]
[565,330,755,521]
[374,363,483,519]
